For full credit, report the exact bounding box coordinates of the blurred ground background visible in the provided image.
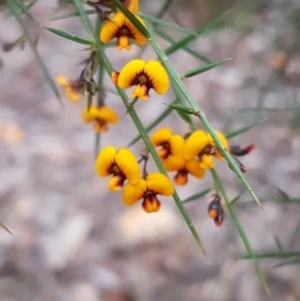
[0,0,300,300]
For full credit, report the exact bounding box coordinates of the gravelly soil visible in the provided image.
[0,1,300,300]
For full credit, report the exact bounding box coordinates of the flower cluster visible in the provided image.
[151,128,232,185]
[95,146,174,213]
[56,0,172,214]
[56,53,119,133]
[98,0,170,100]
[56,72,119,133]
[57,0,170,131]
[55,0,254,224]
[151,127,253,224]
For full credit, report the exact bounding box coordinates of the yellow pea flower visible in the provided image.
[183,130,228,169]
[151,128,185,171]
[122,172,174,213]
[95,146,141,191]
[112,59,169,100]
[56,75,81,103]
[174,159,206,186]
[82,106,118,132]
[100,12,147,50]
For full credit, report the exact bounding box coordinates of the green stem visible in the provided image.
[210,169,269,294]
[8,0,61,103]
[147,23,262,208]
[155,0,175,19]
[73,0,206,254]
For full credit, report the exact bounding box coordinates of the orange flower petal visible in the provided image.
[169,135,185,156]
[108,175,125,191]
[114,148,141,184]
[122,179,147,206]
[199,154,214,169]
[82,107,101,123]
[186,159,206,179]
[163,155,185,171]
[93,122,108,133]
[117,36,131,50]
[124,15,148,46]
[56,75,70,86]
[97,107,119,124]
[82,106,118,132]
[117,59,168,99]
[100,12,125,44]
[126,0,139,14]
[132,84,149,100]
[146,173,174,196]
[111,71,120,85]
[144,61,169,94]
[142,195,161,213]
[117,59,146,89]
[174,169,188,186]
[100,12,147,50]
[65,86,81,103]
[150,128,172,146]
[95,145,117,177]
[183,130,209,161]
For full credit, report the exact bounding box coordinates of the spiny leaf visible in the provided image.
[276,188,300,204]
[182,187,213,203]
[274,234,284,252]
[182,58,232,79]
[228,193,244,206]
[51,9,95,21]
[148,23,262,208]
[289,219,300,248]
[140,12,204,38]
[12,0,38,23]
[170,84,196,130]
[273,257,300,268]
[165,10,230,56]
[167,103,193,124]
[155,28,211,63]
[240,251,300,260]
[8,0,62,103]
[211,169,269,294]
[226,118,267,139]
[155,0,175,19]
[0,222,12,235]
[94,59,105,159]
[239,106,300,112]
[167,103,198,115]
[73,0,206,254]
[126,96,139,113]
[44,26,94,45]
[73,0,94,33]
